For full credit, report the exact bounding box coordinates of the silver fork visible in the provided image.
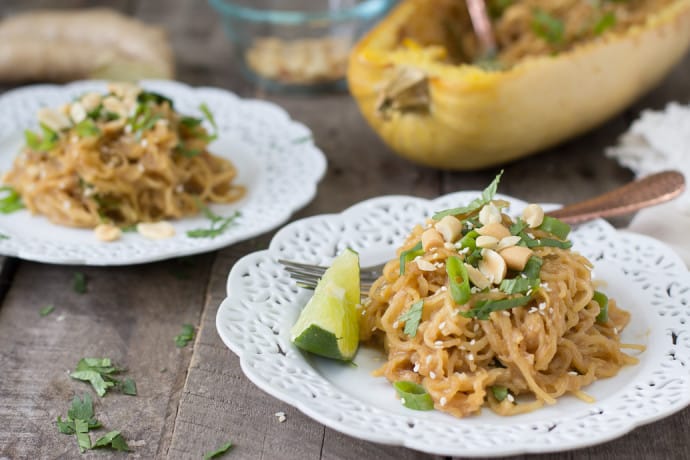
[279,259,386,291]
[278,171,685,290]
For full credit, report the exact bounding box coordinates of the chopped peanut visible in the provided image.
[500,246,533,271]
[476,235,499,250]
[137,221,175,240]
[465,263,491,289]
[478,203,502,226]
[37,108,71,131]
[476,222,511,240]
[523,204,545,228]
[497,235,521,251]
[416,258,437,271]
[93,224,121,242]
[435,215,463,243]
[421,228,444,251]
[478,249,507,284]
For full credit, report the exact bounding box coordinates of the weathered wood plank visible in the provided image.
[0,254,214,459]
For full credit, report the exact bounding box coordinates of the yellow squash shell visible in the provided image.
[347,0,690,170]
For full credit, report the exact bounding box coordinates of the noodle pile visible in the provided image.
[360,180,640,417]
[2,82,244,228]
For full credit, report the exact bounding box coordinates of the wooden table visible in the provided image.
[1,1,689,459]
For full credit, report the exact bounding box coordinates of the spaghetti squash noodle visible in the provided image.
[360,176,639,417]
[2,82,244,228]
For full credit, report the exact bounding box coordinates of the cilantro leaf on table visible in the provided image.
[186,204,240,239]
[73,272,87,294]
[203,440,234,459]
[93,431,130,452]
[432,171,503,220]
[39,305,55,317]
[69,357,135,397]
[175,323,196,348]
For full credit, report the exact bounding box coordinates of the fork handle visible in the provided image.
[547,171,685,224]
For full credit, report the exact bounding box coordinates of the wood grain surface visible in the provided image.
[0,1,689,459]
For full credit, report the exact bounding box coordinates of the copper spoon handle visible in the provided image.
[547,171,685,224]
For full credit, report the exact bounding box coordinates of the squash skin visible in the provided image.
[347,0,690,170]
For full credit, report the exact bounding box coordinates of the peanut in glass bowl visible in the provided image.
[208,0,395,92]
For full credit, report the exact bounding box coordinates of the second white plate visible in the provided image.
[0,80,326,265]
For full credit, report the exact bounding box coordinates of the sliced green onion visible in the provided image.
[459,230,479,250]
[74,119,100,138]
[0,186,24,214]
[432,170,503,220]
[459,295,532,320]
[399,241,424,275]
[593,291,609,323]
[398,299,424,337]
[538,216,571,240]
[491,385,509,402]
[393,381,434,411]
[446,256,471,304]
[522,256,543,279]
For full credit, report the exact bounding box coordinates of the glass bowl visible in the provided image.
[208,0,395,92]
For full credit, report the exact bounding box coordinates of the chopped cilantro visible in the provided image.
[93,431,130,452]
[433,170,503,220]
[0,186,24,214]
[532,10,564,44]
[74,119,100,138]
[137,90,174,108]
[459,295,532,320]
[398,300,424,337]
[399,241,424,275]
[121,378,137,396]
[203,440,234,459]
[175,323,196,348]
[186,205,240,239]
[73,272,87,294]
[69,357,135,397]
[39,304,55,317]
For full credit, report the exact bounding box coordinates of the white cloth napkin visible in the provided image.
[607,102,690,266]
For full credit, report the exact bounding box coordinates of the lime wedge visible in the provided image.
[290,249,360,361]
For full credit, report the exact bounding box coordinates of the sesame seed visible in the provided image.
[467,353,474,361]
[392,321,399,328]
[439,321,447,329]
[401,398,406,405]
[521,273,527,279]
[426,355,432,364]
[613,327,618,335]
[470,339,476,345]
[371,327,376,331]
[539,302,546,310]
[430,371,436,379]
[459,345,466,350]
[507,394,515,403]
[413,362,420,372]
[528,307,538,314]
[502,311,510,317]
[434,341,443,347]
[141,139,148,147]
[526,289,532,296]
[440,286,447,292]
[568,371,578,376]
[549,308,554,314]
[440,397,447,406]
[473,324,479,332]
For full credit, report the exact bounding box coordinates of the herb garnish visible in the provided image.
[175,323,196,347]
[398,300,424,337]
[93,431,130,452]
[25,123,59,151]
[39,304,55,317]
[74,119,100,138]
[73,272,87,294]
[538,216,571,240]
[57,394,130,453]
[491,385,509,402]
[532,10,564,44]
[203,440,234,459]
[446,256,471,304]
[518,231,572,249]
[137,90,174,108]
[593,11,616,35]
[186,205,240,239]
[393,381,434,411]
[499,277,536,294]
[459,296,532,320]
[0,186,24,214]
[69,358,136,397]
[399,241,424,275]
[433,170,503,220]
[522,256,543,279]
[593,290,609,323]
[175,143,202,158]
[458,230,479,251]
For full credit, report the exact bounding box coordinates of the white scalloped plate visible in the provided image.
[0,80,326,265]
[217,192,690,457]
